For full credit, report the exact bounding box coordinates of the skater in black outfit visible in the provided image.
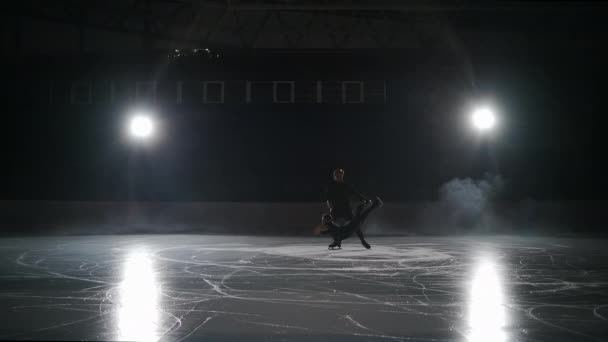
[321,169,382,249]
[324,169,368,223]
[322,195,383,249]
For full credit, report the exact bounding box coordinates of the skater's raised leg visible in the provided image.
[353,196,382,226]
[356,228,371,249]
[348,196,381,249]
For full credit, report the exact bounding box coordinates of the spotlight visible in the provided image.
[129,114,154,139]
[471,107,496,132]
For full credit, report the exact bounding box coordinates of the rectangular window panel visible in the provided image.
[250,82,273,104]
[342,81,364,104]
[203,81,225,103]
[320,81,341,104]
[273,81,295,103]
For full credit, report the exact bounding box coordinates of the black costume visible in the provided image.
[324,180,367,221]
[321,197,381,249]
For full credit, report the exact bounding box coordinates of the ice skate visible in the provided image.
[361,240,371,249]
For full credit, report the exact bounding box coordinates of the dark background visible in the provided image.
[2,1,607,202]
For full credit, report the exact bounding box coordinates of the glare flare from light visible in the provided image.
[471,107,496,131]
[467,259,508,342]
[117,250,161,342]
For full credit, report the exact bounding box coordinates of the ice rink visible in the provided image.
[0,234,607,341]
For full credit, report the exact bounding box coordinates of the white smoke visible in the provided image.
[437,173,504,230]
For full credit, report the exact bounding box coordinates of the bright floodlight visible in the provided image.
[129,115,154,139]
[471,107,496,131]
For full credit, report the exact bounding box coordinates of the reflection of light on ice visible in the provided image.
[117,251,160,342]
[467,260,507,342]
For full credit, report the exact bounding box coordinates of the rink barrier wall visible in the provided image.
[0,200,607,235]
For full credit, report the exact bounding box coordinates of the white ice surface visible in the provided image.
[0,235,606,342]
